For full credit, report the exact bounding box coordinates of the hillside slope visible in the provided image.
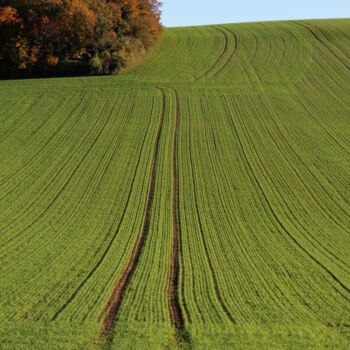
[0,19,350,349]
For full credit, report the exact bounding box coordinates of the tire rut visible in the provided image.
[194,26,228,82]
[99,90,165,340]
[209,26,238,80]
[169,89,192,347]
[50,99,149,320]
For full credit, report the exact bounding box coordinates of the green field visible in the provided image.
[1,19,350,349]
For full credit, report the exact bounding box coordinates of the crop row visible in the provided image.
[0,19,349,349]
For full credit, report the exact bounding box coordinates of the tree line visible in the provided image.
[0,0,162,77]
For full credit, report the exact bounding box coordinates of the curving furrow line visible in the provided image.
[169,90,193,346]
[197,97,308,325]
[168,89,187,332]
[198,97,344,326]
[234,113,350,300]
[294,22,350,72]
[0,96,92,203]
[50,99,154,321]
[12,98,148,320]
[209,26,238,80]
[10,100,136,268]
[296,61,349,109]
[0,95,90,204]
[313,56,346,92]
[0,97,41,144]
[256,96,350,224]
[295,95,350,158]
[324,23,350,58]
[0,97,113,247]
[12,100,138,320]
[251,97,350,271]
[256,24,273,72]
[273,95,350,209]
[222,96,350,299]
[232,97,350,271]
[0,96,77,188]
[193,26,229,81]
[239,30,264,89]
[99,90,165,339]
[281,37,287,62]
[314,26,350,60]
[187,97,236,324]
[0,97,88,243]
[30,103,149,321]
[0,97,25,124]
[174,95,192,325]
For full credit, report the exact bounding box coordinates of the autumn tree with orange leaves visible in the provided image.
[0,0,162,76]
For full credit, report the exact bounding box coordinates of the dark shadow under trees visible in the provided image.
[0,0,162,78]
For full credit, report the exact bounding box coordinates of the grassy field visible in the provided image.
[0,19,350,349]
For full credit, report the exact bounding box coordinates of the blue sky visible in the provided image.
[161,0,350,27]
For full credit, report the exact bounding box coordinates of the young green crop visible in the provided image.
[0,19,349,349]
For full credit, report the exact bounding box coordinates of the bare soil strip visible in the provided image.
[51,100,153,320]
[99,92,165,339]
[170,91,193,347]
[169,91,184,330]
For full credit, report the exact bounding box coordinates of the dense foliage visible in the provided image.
[0,0,162,76]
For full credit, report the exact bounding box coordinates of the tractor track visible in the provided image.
[99,90,166,340]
